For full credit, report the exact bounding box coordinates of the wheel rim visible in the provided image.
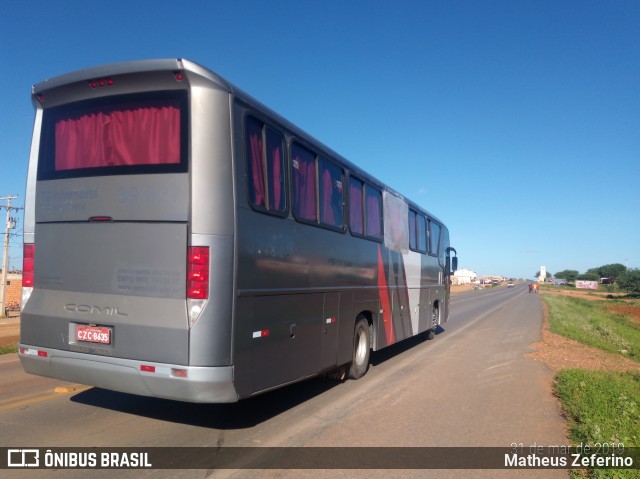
[355,327,367,365]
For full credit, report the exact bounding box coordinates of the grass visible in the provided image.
[556,370,640,478]
[543,295,640,362]
[545,294,640,477]
[0,344,18,355]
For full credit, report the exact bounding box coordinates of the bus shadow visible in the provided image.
[370,325,445,366]
[69,325,445,429]
[69,375,340,430]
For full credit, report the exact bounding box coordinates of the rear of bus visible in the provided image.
[19,59,238,403]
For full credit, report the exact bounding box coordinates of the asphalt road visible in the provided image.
[0,284,568,478]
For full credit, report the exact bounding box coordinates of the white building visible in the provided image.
[454,268,477,285]
[539,265,547,283]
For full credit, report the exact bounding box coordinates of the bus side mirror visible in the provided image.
[452,256,458,273]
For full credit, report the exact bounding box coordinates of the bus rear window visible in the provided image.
[38,91,188,179]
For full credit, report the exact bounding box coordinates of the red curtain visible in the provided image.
[366,187,382,238]
[292,145,316,221]
[55,102,180,171]
[247,119,265,208]
[321,168,335,225]
[266,128,283,211]
[349,178,364,235]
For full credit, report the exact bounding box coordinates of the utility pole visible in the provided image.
[0,195,22,317]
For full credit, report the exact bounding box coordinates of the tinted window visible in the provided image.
[246,117,286,213]
[349,177,364,235]
[365,185,382,240]
[429,220,441,256]
[417,214,427,253]
[39,91,188,180]
[409,210,417,250]
[292,143,317,221]
[319,158,344,228]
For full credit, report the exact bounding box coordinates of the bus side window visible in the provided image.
[409,209,417,250]
[245,117,286,213]
[292,143,317,222]
[349,177,364,235]
[265,127,285,212]
[365,184,382,240]
[319,158,344,229]
[417,214,427,253]
[429,220,441,256]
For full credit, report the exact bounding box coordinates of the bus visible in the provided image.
[19,59,457,403]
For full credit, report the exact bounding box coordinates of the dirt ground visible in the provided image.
[528,290,640,373]
[0,314,20,348]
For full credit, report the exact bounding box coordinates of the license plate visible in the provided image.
[75,325,111,344]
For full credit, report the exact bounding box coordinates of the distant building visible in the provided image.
[539,265,547,283]
[454,268,477,285]
[2,273,22,311]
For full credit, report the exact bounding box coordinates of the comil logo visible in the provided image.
[8,449,39,467]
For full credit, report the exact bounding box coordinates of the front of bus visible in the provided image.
[19,59,238,403]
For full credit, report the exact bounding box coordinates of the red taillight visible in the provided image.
[23,243,34,288]
[187,246,209,299]
[88,77,114,89]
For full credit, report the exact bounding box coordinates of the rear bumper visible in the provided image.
[18,344,238,403]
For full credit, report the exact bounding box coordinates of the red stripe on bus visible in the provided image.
[377,246,395,345]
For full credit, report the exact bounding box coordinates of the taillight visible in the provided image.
[187,246,209,299]
[23,243,34,287]
[88,78,114,88]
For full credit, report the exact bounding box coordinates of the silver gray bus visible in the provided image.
[19,59,457,403]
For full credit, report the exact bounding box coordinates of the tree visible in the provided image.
[554,270,579,282]
[617,268,640,293]
[599,263,627,283]
[577,272,599,281]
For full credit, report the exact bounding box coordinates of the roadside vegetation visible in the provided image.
[542,291,640,477]
[0,344,17,355]
[543,295,640,362]
[556,370,639,478]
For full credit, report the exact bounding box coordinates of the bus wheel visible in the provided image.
[421,305,439,340]
[347,317,371,380]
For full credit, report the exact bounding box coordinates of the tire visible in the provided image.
[421,305,439,340]
[347,317,371,380]
[432,304,440,327]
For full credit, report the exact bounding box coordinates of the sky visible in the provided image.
[0,0,638,279]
